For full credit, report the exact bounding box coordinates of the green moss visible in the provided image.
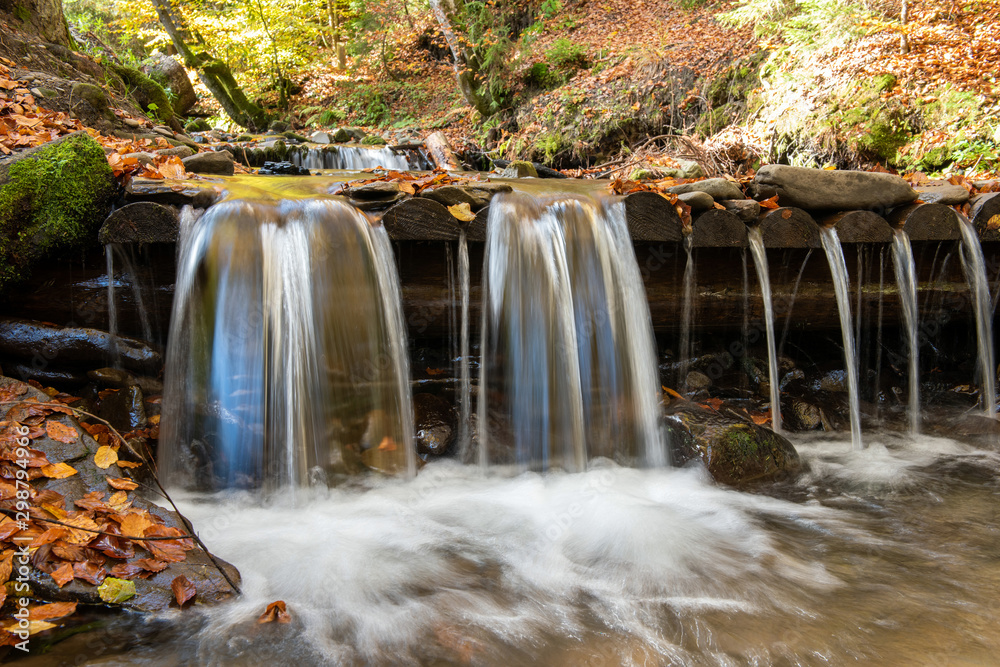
[70,82,112,120]
[185,118,212,133]
[106,62,175,123]
[235,134,254,142]
[283,131,309,142]
[13,4,30,22]
[360,135,387,145]
[872,74,897,93]
[0,133,116,291]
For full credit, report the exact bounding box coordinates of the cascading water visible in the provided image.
[457,230,471,450]
[747,227,782,432]
[105,245,119,367]
[678,236,695,389]
[820,227,863,449]
[957,214,997,416]
[476,194,665,470]
[891,229,920,433]
[289,145,412,171]
[159,198,415,490]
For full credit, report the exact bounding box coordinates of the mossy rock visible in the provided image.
[501,160,538,178]
[268,120,291,133]
[106,62,175,124]
[361,135,387,145]
[282,131,308,142]
[0,132,117,292]
[235,134,254,142]
[185,118,212,133]
[69,82,113,124]
[667,405,800,486]
[332,127,351,143]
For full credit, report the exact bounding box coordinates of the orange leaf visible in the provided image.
[171,575,196,606]
[258,600,291,624]
[45,420,79,443]
[759,195,780,210]
[50,562,74,588]
[781,209,792,219]
[29,602,77,622]
[106,476,138,491]
[116,460,142,469]
[40,462,77,479]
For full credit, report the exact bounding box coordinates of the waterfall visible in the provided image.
[747,227,782,433]
[457,230,471,451]
[106,245,119,367]
[678,236,695,389]
[820,227,863,449]
[891,229,920,433]
[159,199,415,490]
[288,145,412,171]
[957,215,997,417]
[477,194,664,470]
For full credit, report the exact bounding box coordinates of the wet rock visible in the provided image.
[98,385,148,431]
[677,191,715,211]
[332,127,351,143]
[98,202,179,244]
[413,393,456,456]
[501,161,538,178]
[686,371,712,391]
[0,318,162,375]
[667,404,800,486]
[258,161,310,175]
[818,370,848,393]
[135,376,163,396]
[790,399,822,430]
[142,53,197,114]
[720,198,760,222]
[420,183,513,210]
[1,361,89,386]
[349,180,406,198]
[88,367,134,388]
[124,177,218,208]
[668,178,744,201]
[182,151,235,176]
[310,131,332,144]
[752,165,918,211]
[915,181,970,205]
[124,151,156,167]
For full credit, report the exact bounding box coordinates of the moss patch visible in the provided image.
[0,133,117,291]
[106,62,175,124]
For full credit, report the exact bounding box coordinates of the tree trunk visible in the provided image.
[428,0,492,117]
[3,0,71,46]
[150,0,271,131]
[425,131,462,171]
[900,0,910,54]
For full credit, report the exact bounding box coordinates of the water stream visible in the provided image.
[457,229,471,451]
[819,227,863,450]
[747,227,782,433]
[289,145,412,171]
[678,236,695,390]
[891,229,920,433]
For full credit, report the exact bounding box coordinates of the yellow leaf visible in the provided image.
[447,202,476,222]
[61,516,101,545]
[94,445,118,469]
[988,214,1000,231]
[97,577,136,604]
[116,459,142,468]
[40,462,77,479]
[108,491,128,507]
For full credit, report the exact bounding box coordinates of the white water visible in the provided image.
[289,145,412,171]
[457,230,471,450]
[957,215,997,417]
[891,230,920,433]
[105,244,119,367]
[477,194,664,470]
[747,228,782,432]
[678,236,695,390]
[159,199,415,490]
[820,227,863,450]
[154,433,1000,666]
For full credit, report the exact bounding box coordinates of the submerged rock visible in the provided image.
[182,151,235,176]
[667,404,801,486]
[413,393,456,457]
[501,161,538,178]
[752,165,918,211]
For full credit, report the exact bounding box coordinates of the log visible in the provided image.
[692,209,748,248]
[0,318,162,374]
[381,198,462,240]
[891,203,960,240]
[425,131,462,172]
[758,207,821,248]
[971,192,1000,242]
[623,191,684,241]
[823,210,893,243]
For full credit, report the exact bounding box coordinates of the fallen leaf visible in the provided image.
[40,462,77,479]
[116,460,142,469]
[171,575,196,606]
[106,476,138,491]
[781,209,793,219]
[50,562,74,587]
[29,602,77,622]
[97,577,135,603]
[988,214,1000,231]
[119,512,154,537]
[258,600,291,624]
[759,195,780,210]
[447,202,476,222]
[61,515,102,545]
[45,420,78,443]
[94,445,118,469]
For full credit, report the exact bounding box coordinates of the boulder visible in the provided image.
[413,393,456,456]
[155,145,195,159]
[309,131,333,144]
[668,178,744,201]
[0,132,117,292]
[332,127,351,143]
[99,202,180,245]
[123,152,156,167]
[182,151,235,176]
[667,404,801,486]
[752,165,918,211]
[268,120,291,133]
[184,118,212,133]
[142,54,197,115]
[677,191,715,211]
[0,318,161,375]
[501,161,538,178]
[720,198,760,222]
[68,83,114,130]
[915,181,970,205]
[0,376,240,615]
